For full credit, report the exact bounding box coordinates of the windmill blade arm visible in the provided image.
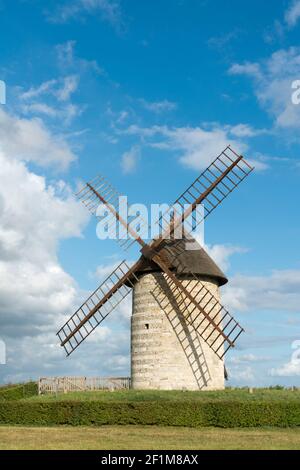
[77,176,148,252]
[57,260,141,356]
[154,146,254,242]
[151,253,243,359]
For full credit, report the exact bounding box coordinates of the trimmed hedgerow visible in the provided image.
[0,382,38,401]
[0,400,299,427]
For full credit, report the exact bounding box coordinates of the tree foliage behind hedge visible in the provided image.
[0,400,299,427]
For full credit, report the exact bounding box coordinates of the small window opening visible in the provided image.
[145,323,149,330]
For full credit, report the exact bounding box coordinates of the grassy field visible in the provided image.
[26,388,300,402]
[0,425,300,450]
[1,388,300,449]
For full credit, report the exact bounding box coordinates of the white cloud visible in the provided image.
[228,123,263,138]
[20,76,82,125]
[21,103,58,118]
[56,40,76,67]
[3,327,130,383]
[21,103,82,126]
[164,126,243,170]
[285,1,300,28]
[139,99,177,113]
[0,108,76,170]
[0,113,131,382]
[21,75,79,103]
[223,269,300,313]
[120,123,265,172]
[121,145,140,174]
[228,365,255,382]
[228,354,271,365]
[229,62,261,79]
[269,340,300,377]
[229,47,300,129]
[270,361,300,377]
[56,40,104,75]
[0,146,92,381]
[20,80,58,101]
[205,244,248,272]
[94,261,122,281]
[47,0,123,30]
[56,75,79,102]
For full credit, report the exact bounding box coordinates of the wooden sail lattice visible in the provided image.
[77,175,149,251]
[151,269,243,359]
[156,146,254,236]
[57,261,139,355]
[57,146,253,359]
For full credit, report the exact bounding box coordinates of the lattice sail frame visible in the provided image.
[57,146,254,358]
[155,239,244,359]
[156,146,253,236]
[57,261,140,355]
[77,175,149,251]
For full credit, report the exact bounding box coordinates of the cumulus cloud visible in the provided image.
[3,327,130,384]
[0,108,76,170]
[205,244,248,272]
[0,145,93,382]
[120,123,265,171]
[121,145,140,174]
[270,361,300,377]
[270,341,300,377]
[285,1,300,28]
[0,128,130,383]
[223,269,300,313]
[162,126,245,170]
[229,47,300,129]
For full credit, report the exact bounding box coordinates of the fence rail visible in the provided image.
[38,376,131,395]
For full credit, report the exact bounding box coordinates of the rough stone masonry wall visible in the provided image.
[131,272,225,391]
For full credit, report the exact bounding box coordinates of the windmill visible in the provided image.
[57,146,254,390]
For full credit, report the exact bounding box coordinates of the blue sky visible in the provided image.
[0,0,300,386]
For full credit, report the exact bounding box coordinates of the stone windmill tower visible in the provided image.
[57,146,253,391]
[131,238,228,390]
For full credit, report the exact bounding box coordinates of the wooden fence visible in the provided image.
[38,376,131,395]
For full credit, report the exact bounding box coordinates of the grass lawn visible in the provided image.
[26,388,300,402]
[0,425,300,450]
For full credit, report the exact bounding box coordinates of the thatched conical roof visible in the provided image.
[135,237,228,287]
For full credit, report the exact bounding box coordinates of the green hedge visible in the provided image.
[0,382,38,401]
[0,400,299,427]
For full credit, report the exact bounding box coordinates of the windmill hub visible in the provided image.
[140,245,159,261]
